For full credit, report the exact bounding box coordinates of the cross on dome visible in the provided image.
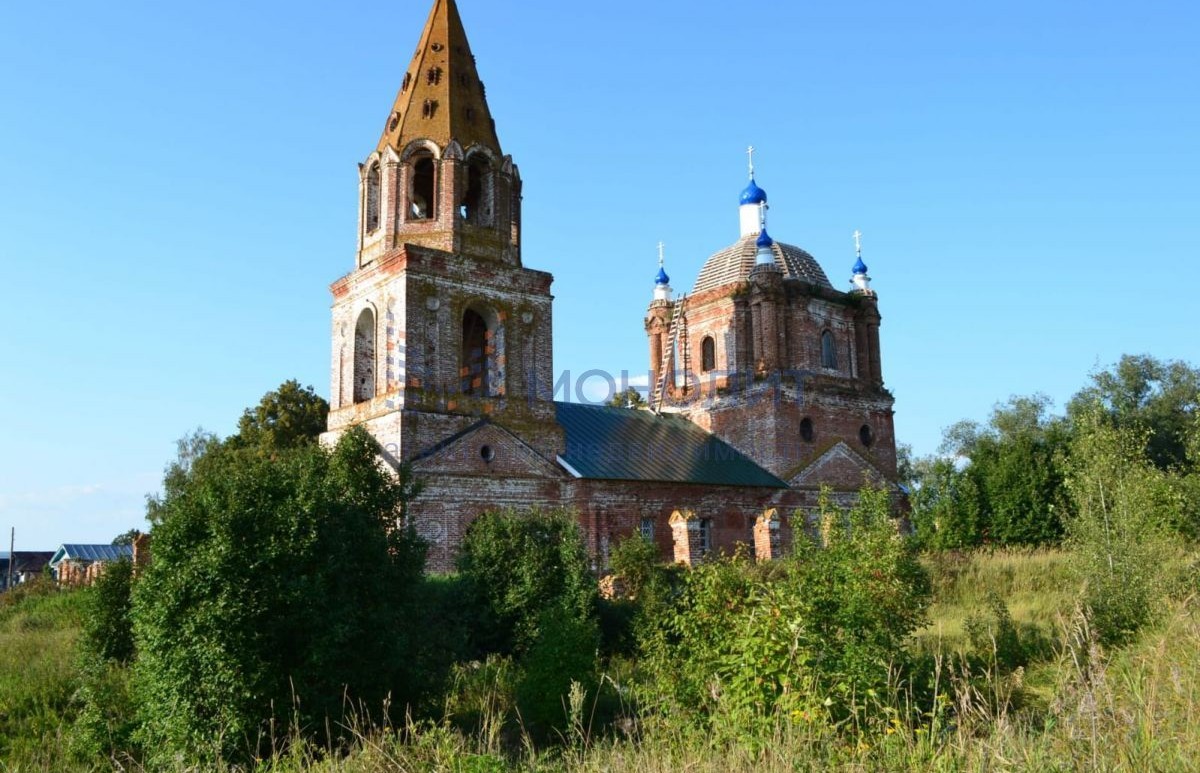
[655,242,671,287]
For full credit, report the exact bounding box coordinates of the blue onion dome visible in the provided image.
[740,178,768,206]
[756,228,774,248]
[655,266,670,286]
[853,256,868,275]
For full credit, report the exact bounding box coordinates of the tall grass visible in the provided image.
[2,553,1199,772]
[920,549,1076,646]
[0,580,85,769]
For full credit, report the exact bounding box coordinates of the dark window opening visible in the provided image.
[701,336,716,373]
[365,163,381,233]
[421,99,438,119]
[461,308,489,396]
[427,67,442,85]
[699,518,713,556]
[401,72,412,92]
[821,330,838,369]
[480,445,495,462]
[859,424,875,448]
[353,309,376,404]
[640,517,655,540]
[460,157,492,225]
[410,156,435,220]
[800,417,814,443]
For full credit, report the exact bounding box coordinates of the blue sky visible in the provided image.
[1,0,1197,549]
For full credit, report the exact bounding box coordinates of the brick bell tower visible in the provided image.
[323,0,563,464]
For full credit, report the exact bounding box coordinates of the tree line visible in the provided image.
[902,353,1200,548]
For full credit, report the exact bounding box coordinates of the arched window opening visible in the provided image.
[800,417,814,443]
[700,336,716,373]
[460,156,492,225]
[365,163,381,233]
[821,330,838,369]
[410,155,435,220]
[353,309,376,404]
[859,424,875,448]
[461,308,489,396]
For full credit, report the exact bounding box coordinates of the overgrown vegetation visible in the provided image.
[637,489,931,734]
[0,356,1196,770]
[905,354,1200,549]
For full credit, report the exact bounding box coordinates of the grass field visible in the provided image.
[1,551,1197,772]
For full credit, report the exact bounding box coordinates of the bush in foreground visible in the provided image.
[131,426,425,765]
[638,488,931,733]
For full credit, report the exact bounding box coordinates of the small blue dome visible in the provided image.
[740,178,768,206]
[852,257,869,275]
[655,266,670,286]
[756,229,774,249]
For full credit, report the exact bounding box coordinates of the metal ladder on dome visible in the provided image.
[651,294,687,414]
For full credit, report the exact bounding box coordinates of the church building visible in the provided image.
[321,0,900,572]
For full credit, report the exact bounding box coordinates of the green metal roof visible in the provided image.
[49,544,132,567]
[554,401,787,488]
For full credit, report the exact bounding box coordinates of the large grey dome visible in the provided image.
[692,234,832,294]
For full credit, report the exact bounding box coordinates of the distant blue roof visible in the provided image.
[853,256,869,275]
[655,266,670,286]
[50,544,132,566]
[756,229,774,248]
[739,178,767,206]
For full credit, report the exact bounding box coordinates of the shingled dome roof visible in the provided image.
[693,234,832,294]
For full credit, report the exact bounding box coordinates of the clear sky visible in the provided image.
[1,0,1197,550]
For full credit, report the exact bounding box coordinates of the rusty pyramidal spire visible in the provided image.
[376,0,502,156]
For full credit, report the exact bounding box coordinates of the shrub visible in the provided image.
[1065,409,1182,648]
[131,426,425,765]
[962,592,1027,673]
[457,508,597,658]
[515,603,599,736]
[456,508,601,738]
[608,534,662,601]
[80,559,134,666]
[638,488,931,732]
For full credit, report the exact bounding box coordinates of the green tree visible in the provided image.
[230,379,330,453]
[131,426,424,765]
[144,428,219,527]
[1065,408,1183,647]
[608,386,646,409]
[906,455,984,549]
[111,529,141,547]
[1068,354,1200,471]
[942,394,1071,546]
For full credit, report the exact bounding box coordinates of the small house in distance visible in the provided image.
[49,544,133,586]
[0,551,55,591]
